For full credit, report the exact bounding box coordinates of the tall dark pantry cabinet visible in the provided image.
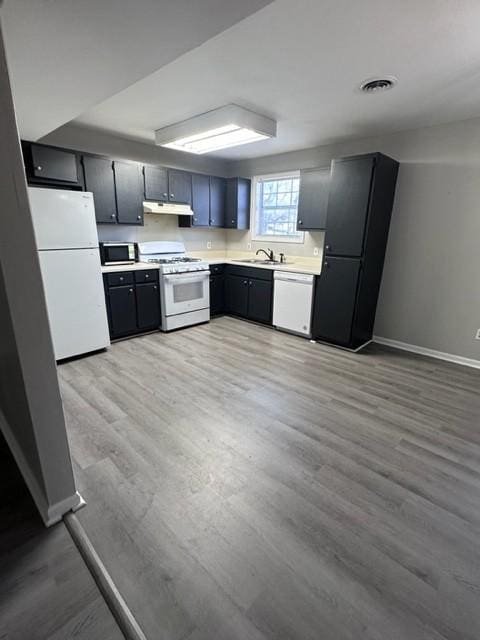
[312,153,399,350]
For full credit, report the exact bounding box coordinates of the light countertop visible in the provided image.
[101,252,323,276]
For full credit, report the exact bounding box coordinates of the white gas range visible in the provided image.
[137,241,210,331]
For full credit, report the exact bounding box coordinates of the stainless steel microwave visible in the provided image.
[99,242,137,265]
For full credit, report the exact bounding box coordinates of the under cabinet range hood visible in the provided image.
[143,201,193,216]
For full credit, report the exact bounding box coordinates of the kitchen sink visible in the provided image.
[232,258,293,265]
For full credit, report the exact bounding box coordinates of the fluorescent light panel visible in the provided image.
[155,105,276,154]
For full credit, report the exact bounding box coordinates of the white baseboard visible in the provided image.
[0,410,84,526]
[373,336,480,370]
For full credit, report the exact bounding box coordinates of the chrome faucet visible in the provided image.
[256,248,275,261]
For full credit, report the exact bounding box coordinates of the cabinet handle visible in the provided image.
[145,274,149,279]
[324,261,329,268]
[153,285,157,290]
[110,213,116,219]
[129,288,134,293]
[163,192,167,198]
[325,244,331,251]
[119,277,124,281]
[137,215,141,220]
[249,281,253,286]
[170,193,175,199]
[231,219,235,224]
[243,280,248,285]
[36,165,42,171]
[298,219,303,225]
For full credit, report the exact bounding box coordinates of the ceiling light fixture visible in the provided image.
[155,105,276,154]
[359,76,397,93]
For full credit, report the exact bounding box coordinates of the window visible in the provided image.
[252,172,304,243]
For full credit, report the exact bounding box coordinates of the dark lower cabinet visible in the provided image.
[225,275,249,317]
[108,285,138,337]
[209,274,224,316]
[104,270,160,338]
[136,282,161,330]
[224,266,273,324]
[312,258,361,346]
[247,279,272,323]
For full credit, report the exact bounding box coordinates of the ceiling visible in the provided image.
[4,0,480,159]
[1,0,273,140]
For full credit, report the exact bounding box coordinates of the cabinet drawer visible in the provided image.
[225,264,273,281]
[106,271,134,287]
[134,269,158,284]
[210,263,225,275]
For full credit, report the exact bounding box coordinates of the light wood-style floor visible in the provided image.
[59,316,480,640]
[0,435,123,640]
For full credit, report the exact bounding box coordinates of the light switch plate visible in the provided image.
[207,241,212,250]
[313,247,319,256]
[475,328,480,340]
[247,242,252,250]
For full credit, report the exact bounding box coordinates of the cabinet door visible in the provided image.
[209,275,224,316]
[224,275,249,317]
[168,169,192,204]
[108,285,137,337]
[82,156,117,224]
[209,176,226,227]
[144,165,168,201]
[312,257,361,346]
[325,156,375,257]
[297,167,330,230]
[247,278,272,324]
[31,144,79,183]
[136,282,161,330]
[191,173,210,226]
[114,161,144,225]
[225,178,250,229]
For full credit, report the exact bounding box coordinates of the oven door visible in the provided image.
[162,270,210,316]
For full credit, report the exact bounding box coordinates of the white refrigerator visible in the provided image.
[28,187,110,360]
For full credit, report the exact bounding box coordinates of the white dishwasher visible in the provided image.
[273,271,314,337]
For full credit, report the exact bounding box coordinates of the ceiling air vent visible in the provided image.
[359,77,397,93]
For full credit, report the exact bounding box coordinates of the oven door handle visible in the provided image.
[163,271,210,284]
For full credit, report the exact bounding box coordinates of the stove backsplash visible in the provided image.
[96,213,226,253]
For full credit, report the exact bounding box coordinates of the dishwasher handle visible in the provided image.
[274,271,314,284]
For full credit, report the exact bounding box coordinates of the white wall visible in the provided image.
[0,19,81,526]
[229,119,480,362]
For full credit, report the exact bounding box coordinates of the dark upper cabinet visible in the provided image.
[168,169,192,204]
[82,156,117,224]
[209,177,226,227]
[209,274,224,316]
[144,165,168,201]
[247,279,272,324]
[136,282,161,330]
[108,285,138,337]
[297,167,330,231]
[324,156,375,257]
[312,257,361,345]
[225,178,250,229]
[22,142,82,187]
[114,161,144,225]
[191,173,210,226]
[224,275,249,316]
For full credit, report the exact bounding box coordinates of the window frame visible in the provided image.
[251,171,305,244]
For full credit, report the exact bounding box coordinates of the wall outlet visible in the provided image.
[313,247,319,256]
[207,241,212,250]
[475,328,480,340]
[247,242,252,250]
